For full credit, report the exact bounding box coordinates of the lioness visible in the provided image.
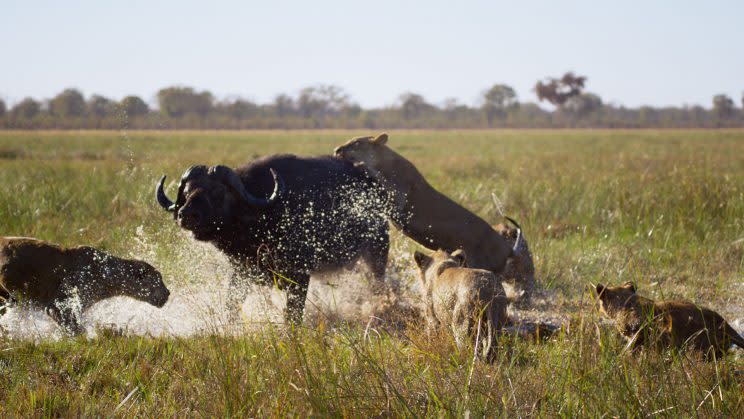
[595,282,744,358]
[0,237,170,335]
[414,248,508,359]
[493,217,535,303]
[335,133,517,279]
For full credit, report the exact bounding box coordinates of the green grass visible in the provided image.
[1,129,743,416]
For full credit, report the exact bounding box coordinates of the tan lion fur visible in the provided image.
[335,133,514,277]
[595,281,744,358]
[414,249,508,359]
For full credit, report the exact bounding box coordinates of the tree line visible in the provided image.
[2,73,743,129]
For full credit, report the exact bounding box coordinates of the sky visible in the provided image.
[1,0,742,109]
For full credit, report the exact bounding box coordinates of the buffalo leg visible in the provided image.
[284,276,309,325]
[362,230,390,295]
[226,263,271,323]
[46,298,84,336]
[0,287,12,316]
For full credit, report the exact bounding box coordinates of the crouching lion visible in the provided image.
[0,237,170,335]
[414,249,508,360]
[335,134,533,300]
[595,282,744,358]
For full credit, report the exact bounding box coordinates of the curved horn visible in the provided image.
[209,165,283,208]
[505,216,523,255]
[156,175,176,212]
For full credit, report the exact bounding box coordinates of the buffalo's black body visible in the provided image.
[157,154,390,323]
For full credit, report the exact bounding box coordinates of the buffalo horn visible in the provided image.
[505,216,523,255]
[209,165,283,208]
[156,176,176,212]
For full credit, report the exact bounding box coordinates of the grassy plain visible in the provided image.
[0,129,743,416]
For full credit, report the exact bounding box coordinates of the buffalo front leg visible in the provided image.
[226,263,268,324]
[362,233,390,296]
[284,275,310,326]
[46,298,84,336]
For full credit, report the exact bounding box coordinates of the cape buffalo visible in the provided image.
[0,237,169,335]
[156,154,390,324]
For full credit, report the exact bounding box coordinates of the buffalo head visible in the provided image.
[156,165,283,240]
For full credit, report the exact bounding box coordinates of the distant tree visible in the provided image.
[482,84,518,125]
[11,98,41,119]
[120,95,150,117]
[562,93,603,118]
[297,85,350,119]
[535,72,586,106]
[87,95,116,117]
[49,88,86,117]
[741,91,744,110]
[712,94,734,119]
[0,99,6,117]
[398,92,434,120]
[273,94,295,118]
[157,87,213,117]
[222,99,258,120]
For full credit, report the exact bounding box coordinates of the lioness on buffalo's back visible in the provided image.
[156,154,391,324]
[335,133,534,300]
[595,282,744,358]
[414,249,508,359]
[0,237,170,335]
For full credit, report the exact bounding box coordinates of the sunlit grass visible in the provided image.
[1,129,743,415]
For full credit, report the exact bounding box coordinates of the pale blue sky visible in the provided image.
[1,0,742,108]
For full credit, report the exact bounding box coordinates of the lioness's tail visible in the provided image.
[725,323,744,349]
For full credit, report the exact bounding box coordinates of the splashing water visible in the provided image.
[0,226,424,340]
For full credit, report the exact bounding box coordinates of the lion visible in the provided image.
[492,217,536,303]
[335,133,524,287]
[0,237,170,335]
[595,281,744,358]
[414,248,508,359]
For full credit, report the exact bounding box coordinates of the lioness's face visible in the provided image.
[334,134,388,173]
[595,282,636,318]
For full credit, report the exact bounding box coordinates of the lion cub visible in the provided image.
[0,237,170,335]
[595,282,744,358]
[414,249,508,358]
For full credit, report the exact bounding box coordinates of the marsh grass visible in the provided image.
[1,130,743,416]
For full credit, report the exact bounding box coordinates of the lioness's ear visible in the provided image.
[373,133,388,145]
[413,251,431,270]
[451,249,467,266]
[595,283,605,297]
[622,281,636,293]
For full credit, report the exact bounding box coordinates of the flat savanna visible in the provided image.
[0,130,743,416]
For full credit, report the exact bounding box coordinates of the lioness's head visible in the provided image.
[494,218,535,298]
[413,249,466,286]
[595,281,638,318]
[334,133,389,175]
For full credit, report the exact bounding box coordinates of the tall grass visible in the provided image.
[1,130,743,415]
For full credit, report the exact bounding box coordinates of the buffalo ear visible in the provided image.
[413,251,431,271]
[623,281,636,293]
[373,133,388,145]
[595,283,606,297]
[450,249,467,266]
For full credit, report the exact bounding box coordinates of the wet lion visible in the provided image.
[0,237,170,335]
